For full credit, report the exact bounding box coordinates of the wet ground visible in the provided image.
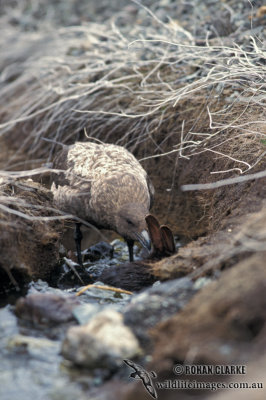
[0,240,136,400]
[0,237,200,400]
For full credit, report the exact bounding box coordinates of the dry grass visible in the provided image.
[0,1,265,226]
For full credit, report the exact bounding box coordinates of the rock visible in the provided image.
[72,298,131,325]
[72,303,103,325]
[123,278,196,348]
[62,309,141,370]
[0,312,77,400]
[193,276,213,290]
[15,293,80,326]
[14,292,81,339]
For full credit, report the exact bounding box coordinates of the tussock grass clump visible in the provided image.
[0,5,265,167]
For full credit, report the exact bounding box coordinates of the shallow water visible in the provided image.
[0,237,195,400]
[0,239,142,400]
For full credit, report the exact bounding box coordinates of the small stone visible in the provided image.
[193,277,213,290]
[83,241,114,262]
[15,293,80,326]
[123,278,196,347]
[72,303,102,325]
[62,309,141,370]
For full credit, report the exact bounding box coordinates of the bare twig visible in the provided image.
[181,170,266,191]
[76,284,133,296]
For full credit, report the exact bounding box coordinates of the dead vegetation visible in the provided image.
[0,1,265,281]
[0,180,63,289]
[0,2,265,164]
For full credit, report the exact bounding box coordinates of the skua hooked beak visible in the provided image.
[135,230,151,251]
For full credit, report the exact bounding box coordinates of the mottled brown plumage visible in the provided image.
[51,141,154,263]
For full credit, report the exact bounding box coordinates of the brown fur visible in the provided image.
[99,215,176,291]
